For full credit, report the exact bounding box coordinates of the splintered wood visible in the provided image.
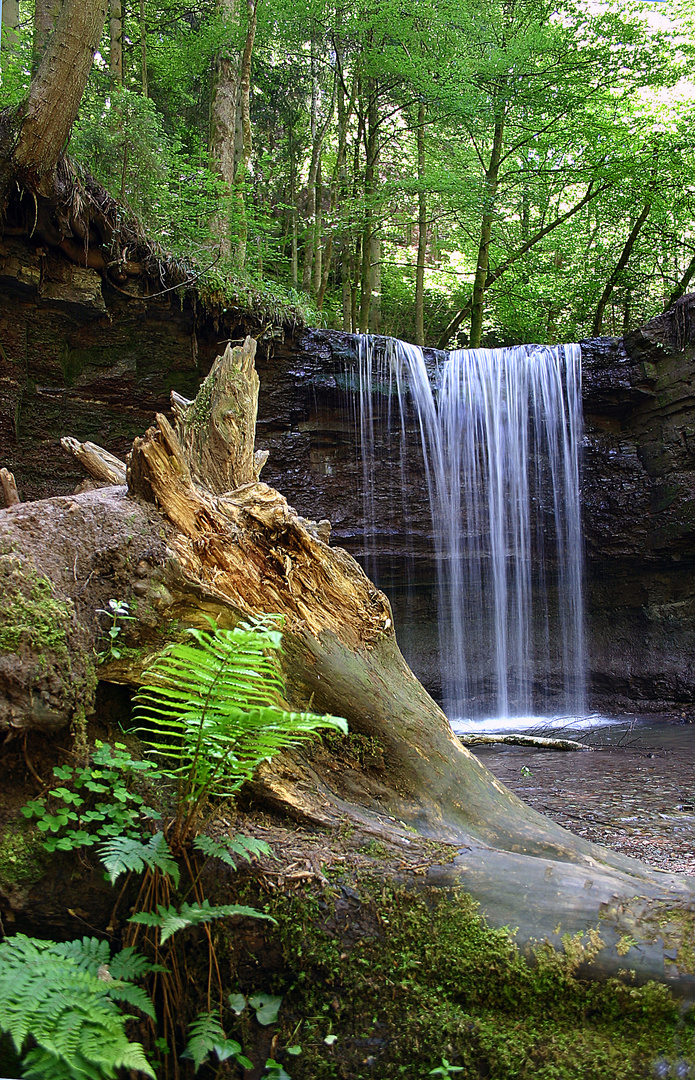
[170,335,268,493]
[127,337,392,649]
[0,467,20,507]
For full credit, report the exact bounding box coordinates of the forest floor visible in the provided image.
[477,716,695,874]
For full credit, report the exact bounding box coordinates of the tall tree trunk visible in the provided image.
[317,235,332,310]
[358,78,378,333]
[232,0,257,269]
[592,202,651,336]
[139,0,147,95]
[301,41,320,292]
[1,0,20,52]
[415,101,427,347]
[351,238,359,331]
[32,0,62,73]
[288,122,298,287]
[313,155,323,295]
[301,49,335,293]
[469,112,505,349]
[334,43,355,328]
[665,251,695,310]
[2,0,108,201]
[342,241,352,330]
[109,0,123,87]
[209,0,241,260]
[369,230,381,332]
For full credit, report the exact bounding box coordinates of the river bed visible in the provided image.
[474,717,695,874]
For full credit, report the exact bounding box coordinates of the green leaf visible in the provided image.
[249,992,283,1026]
[228,992,247,1015]
[263,1060,292,1080]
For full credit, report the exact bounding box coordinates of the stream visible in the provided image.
[475,716,695,873]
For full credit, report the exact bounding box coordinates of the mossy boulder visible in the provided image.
[0,547,93,734]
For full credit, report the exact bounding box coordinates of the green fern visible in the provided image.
[99,831,180,885]
[129,898,275,944]
[133,618,347,831]
[182,1011,252,1071]
[193,832,272,867]
[0,934,155,1079]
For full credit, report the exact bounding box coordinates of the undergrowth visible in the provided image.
[248,882,695,1080]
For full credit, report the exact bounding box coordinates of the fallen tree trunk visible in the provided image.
[458,733,592,751]
[1,334,694,995]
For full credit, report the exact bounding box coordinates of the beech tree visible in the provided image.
[0,0,107,200]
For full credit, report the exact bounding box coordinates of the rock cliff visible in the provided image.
[1,238,694,713]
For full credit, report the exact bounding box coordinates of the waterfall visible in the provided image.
[353,336,586,723]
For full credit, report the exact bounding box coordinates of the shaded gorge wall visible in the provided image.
[1,236,694,715]
[256,303,695,717]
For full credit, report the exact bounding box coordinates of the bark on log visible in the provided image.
[2,335,695,996]
[60,437,127,486]
[458,734,592,751]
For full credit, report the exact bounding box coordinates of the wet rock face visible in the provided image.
[1,238,694,713]
[260,308,695,714]
[580,301,695,712]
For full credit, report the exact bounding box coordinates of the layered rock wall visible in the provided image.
[1,238,694,713]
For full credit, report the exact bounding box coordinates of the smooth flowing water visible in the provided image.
[352,336,586,723]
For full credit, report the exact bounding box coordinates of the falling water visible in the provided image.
[353,336,586,723]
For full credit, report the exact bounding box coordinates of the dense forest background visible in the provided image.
[1,0,695,347]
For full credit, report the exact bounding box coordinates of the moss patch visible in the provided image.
[0,827,47,889]
[238,882,695,1080]
[0,554,72,657]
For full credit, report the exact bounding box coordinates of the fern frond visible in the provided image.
[52,936,110,974]
[105,981,156,1020]
[134,620,348,810]
[99,831,180,886]
[128,898,275,944]
[0,934,155,1080]
[181,1011,243,1070]
[108,945,160,981]
[193,832,272,867]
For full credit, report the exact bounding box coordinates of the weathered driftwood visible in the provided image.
[459,733,592,751]
[0,467,20,507]
[60,437,127,486]
[2,333,695,995]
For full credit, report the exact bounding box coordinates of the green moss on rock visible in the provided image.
[0,828,47,889]
[0,555,72,657]
[244,882,695,1080]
